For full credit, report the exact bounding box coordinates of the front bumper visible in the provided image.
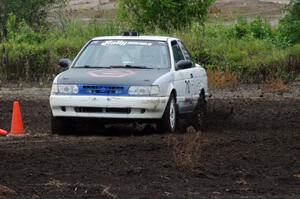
[50,95,169,119]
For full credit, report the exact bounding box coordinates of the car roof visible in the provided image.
[92,35,179,42]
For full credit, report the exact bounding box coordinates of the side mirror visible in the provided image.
[59,58,72,68]
[176,60,192,70]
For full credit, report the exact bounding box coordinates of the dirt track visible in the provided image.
[0,85,300,198]
[53,0,288,24]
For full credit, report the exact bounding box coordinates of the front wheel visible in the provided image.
[156,94,177,133]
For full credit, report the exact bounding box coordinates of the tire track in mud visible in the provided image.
[0,92,299,198]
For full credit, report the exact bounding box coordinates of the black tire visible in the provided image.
[193,93,207,130]
[51,115,75,135]
[156,94,177,133]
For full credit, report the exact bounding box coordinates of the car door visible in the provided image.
[177,40,202,109]
[172,40,194,113]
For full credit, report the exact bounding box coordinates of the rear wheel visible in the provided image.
[157,94,177,133]
[51,115,75,135]
[193,93,207,130]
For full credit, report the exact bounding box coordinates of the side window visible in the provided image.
[171,40,185,64]
[178,41,193,63]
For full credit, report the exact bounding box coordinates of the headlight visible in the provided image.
[51,84,79,95]
[128,86,160,96]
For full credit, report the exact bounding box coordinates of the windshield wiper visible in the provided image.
[110,65,154,69]
[74,65,110,68]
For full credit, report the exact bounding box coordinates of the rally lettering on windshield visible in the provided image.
[100,40,153,46]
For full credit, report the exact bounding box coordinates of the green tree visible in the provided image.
[278,0,300,44]
[117,0,215,31]
[0,0,67,40]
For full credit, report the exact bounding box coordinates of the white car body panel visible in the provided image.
[49,35,208,120]
[50,95,168,119]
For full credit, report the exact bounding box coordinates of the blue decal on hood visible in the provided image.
[78,85,129,96]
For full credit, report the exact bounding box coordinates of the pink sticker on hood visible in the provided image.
[87,69,136,78]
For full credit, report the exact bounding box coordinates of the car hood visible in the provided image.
[56,68,170,86]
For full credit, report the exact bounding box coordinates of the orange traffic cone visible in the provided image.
[0,129,8,136]
[10,101,24,136]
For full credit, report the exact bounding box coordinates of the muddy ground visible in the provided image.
[211,0,288,24]
[0,85,299,199]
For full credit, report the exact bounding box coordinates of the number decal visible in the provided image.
[185,80,191,94]
[184,80,193,104]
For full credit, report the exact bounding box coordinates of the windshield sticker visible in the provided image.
[87,69,136,78]
[101,40,127,46]
[91,41,101,44]
[127,41,152,46]
[101,40,153,47]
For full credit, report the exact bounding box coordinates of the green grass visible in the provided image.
[0,18,299,84]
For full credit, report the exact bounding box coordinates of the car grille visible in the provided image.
[78,85,129,96]
[74,107,131,114]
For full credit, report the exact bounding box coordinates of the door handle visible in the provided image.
[190,74,193,78]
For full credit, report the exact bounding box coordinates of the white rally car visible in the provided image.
[49,32,208,134]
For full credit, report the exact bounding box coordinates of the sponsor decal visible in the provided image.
[87,69,136,78]
[100,40,153,47]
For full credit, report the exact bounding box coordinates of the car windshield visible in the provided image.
[73,40,170,69]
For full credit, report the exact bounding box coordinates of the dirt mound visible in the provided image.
[211,0,288,24]
[59,0,288,23]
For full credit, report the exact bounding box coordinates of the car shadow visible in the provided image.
[69,123,159,137]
